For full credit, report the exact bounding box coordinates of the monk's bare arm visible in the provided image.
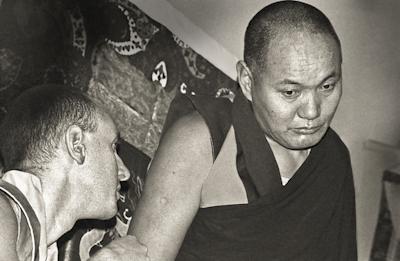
[128,112,213,261]
[0,193,19,260]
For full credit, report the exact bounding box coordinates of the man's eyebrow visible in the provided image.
[318,72,341,85]
[278,71,341,86]
[279,79,301,85]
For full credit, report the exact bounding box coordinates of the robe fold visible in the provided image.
[173,92,357,261]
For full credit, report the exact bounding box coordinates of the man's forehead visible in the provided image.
[266,32,340,66]
[270,29,339,53]
[97,111,118,138]
[256,31,341,86]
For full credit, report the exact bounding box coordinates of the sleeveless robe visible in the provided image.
[168,92,357,261]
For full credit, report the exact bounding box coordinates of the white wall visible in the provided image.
[326,1,400,259]
[131,0,400,260]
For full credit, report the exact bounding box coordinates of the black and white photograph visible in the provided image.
[0,0,399,260]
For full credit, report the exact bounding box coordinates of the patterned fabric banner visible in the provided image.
[0,0,237,260]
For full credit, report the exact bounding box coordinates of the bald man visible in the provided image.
[129,1,357,260]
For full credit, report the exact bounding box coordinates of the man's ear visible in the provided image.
[65,125,86,165]
[236,60,253,101]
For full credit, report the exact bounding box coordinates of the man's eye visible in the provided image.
[321,83,335,91]
[282,90,299,98]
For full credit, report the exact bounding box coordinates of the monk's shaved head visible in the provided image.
[244,1,341,73]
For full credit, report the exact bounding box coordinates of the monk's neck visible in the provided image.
[265,136,310,179]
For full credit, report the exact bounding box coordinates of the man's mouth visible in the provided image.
[292,125,322,135]
[116,185,121,199]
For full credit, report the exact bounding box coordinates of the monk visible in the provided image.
[129,1,357,260]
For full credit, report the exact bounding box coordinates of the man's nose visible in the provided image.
[116,155,130,181]
[298,92,321,120]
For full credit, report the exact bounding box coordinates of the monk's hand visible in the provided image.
[89,235,150,261]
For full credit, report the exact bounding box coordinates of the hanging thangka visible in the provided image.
[0,0,237,260]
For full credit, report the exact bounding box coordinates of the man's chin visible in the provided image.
[289,126,329,149]
[98,204,118,220]
[100,210,118,220]
[282,133,326,150]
